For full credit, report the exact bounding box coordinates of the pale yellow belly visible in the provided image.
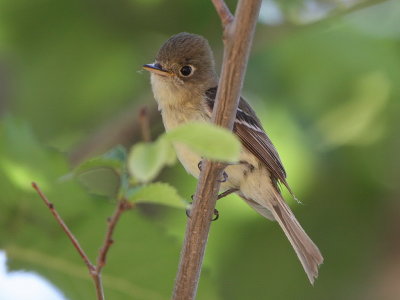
[173,143,203,178]
[174,142,263,194]
[160,105,273,200]
[161,105,210,178]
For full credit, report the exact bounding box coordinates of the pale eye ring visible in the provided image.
[180,65,193,77]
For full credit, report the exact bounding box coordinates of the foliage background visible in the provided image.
[1,0,400,299]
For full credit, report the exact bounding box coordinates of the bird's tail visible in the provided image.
[243,191,323,284]
[269,189,323,284]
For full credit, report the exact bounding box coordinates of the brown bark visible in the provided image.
[32,182,132,300]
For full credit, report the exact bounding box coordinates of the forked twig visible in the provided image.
[211,0,234,27]
[32,182,132,300]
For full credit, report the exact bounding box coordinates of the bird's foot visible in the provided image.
[186,199,219,221]
[212,208,219,221]
[185,202,192,218]
[217,171,228,183]
[198,161,228,183]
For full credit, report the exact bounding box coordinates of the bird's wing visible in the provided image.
[205,87,292,194]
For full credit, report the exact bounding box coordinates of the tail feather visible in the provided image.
[268,189,323,284]
[242,192,323,284]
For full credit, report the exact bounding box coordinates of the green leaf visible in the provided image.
[166,122,241,162]
[74,145,127,175]
[128,136,176,183]
[128,182,186,209]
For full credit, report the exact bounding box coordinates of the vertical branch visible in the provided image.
[172,1,262,299]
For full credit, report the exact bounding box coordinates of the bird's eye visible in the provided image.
[180,65,193,77]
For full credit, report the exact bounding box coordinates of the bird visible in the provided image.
[143,32,323,284]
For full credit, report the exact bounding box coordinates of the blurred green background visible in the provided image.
[1,0,400,299]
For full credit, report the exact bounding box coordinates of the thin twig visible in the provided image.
[305,0,389,28]
[32,182,132,300]
[97,199,133,272]
[31,182,95,272]
[172,1,262,299]
[68,101,161,166]
[211,0,234,28]
[138,106,151,142]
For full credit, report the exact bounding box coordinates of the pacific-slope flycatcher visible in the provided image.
[143,32,323,284]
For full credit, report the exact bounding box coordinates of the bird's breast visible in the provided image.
[161,104,210,178]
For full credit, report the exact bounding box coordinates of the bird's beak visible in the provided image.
[142,63,173,77]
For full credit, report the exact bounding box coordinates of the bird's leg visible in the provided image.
[211,188,238,221]
[186,188,238,221]
[190,160,235,220]
[198,160,228,183]
[216,160,255,183]
[211,188,238,220]
[185,201,220,221]
[217,188,239,200]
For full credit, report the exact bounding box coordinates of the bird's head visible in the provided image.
[143,32,217,101]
